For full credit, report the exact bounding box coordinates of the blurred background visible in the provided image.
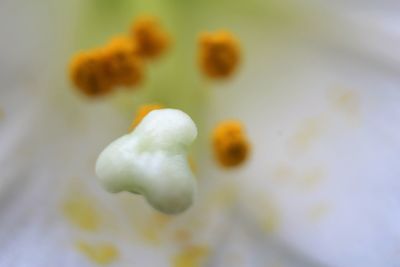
[1,0,400,266]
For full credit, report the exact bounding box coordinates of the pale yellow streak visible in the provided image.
[137,213,171,245]
[76,241,118,265]
[62,196,101,231]
[332,89,360,122]
[291,117,323,152]
[173,246,209,267]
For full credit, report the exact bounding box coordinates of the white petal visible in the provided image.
[205,5,400,266]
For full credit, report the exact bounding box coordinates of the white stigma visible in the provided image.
[95,109,197,214]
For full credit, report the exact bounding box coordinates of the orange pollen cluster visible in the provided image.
[69,36,144,97]
[69,50,112,97]
[131,16,170,59]
[198,31,241,79]
[103,36,144,88]
[129,104,164,131]
[212,120,250,167]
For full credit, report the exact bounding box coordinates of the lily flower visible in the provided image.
[0,0,399,267]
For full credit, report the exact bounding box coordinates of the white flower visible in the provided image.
[0,0,400,267]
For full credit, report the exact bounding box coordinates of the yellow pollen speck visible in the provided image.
[331,89,360,124]
[272,163,294,183]
[299,168,324,190]
[62,196,101,231]
[173,246,209,267]
[337,92,358,113]
[128,104,163,131]
[290,117,324,152]
[262,202,280,233]
[153,212,171,224]
[248,194,281,234]
[198,30,241,79]
[174,229,192,244]
[209,183,238,208]
[77,241,118,265]
[212,120,250,167]
[138,213,171,245]
[130,15,170,59]
[264,216,279,233]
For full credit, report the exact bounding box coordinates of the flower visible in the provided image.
[1,0,400,266]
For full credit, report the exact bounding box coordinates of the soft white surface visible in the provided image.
[96,109,198,214]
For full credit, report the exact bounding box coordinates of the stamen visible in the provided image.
[69,36,144,97]
[212,120,250,167]
[198,30,241,79]
[69,49,112,97]
[130,16,170,59]
[102,36,144,88]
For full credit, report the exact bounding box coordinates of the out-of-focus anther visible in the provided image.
[198,30,241,79]
[69,36,145,97]
[69,50,112,97]
[212,120,250,167]
[103,36,144,88]
[130,16,170,59]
